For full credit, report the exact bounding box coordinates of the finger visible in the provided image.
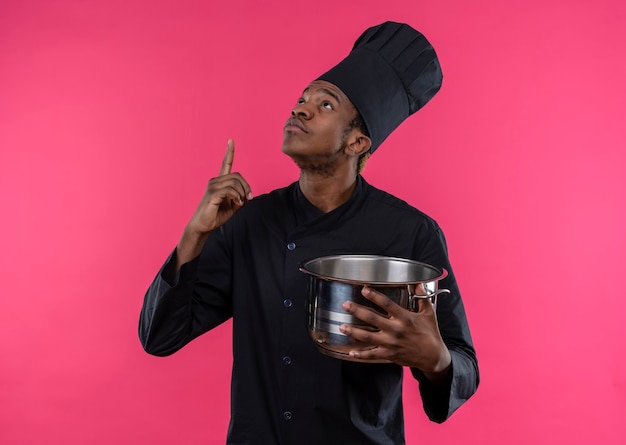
[415,295,436,315]
[343,302,386,327]
[339,322,381,345]
[336,325,389,361]
[348,347,388,362]
[412,282,427,296]
[234,172,253,201]
[341,302,395,336]
[359,286,402,317]
[210,181,251,207]
[219,139,235,176]
[209,173,253,202]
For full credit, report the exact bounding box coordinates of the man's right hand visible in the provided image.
[173,139,252,271]
[186,139,253,235]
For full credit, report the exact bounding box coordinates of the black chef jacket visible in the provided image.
[139,176,479,445]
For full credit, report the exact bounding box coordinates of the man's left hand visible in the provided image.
[339,286,452,381]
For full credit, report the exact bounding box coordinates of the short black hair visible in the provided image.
[347,113,369,139]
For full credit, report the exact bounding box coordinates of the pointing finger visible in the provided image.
[219,139,235,176]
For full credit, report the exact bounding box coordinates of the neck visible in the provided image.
[298,170,358,213]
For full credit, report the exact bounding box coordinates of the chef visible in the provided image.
[140,21,479,444]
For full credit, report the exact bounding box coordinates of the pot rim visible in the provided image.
[298,254,448,286]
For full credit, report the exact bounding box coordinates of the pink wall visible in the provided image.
[1,0,625,443]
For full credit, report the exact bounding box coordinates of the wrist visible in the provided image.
[422,348,452,385]
[182,224,211,242]
[175,227,211,268]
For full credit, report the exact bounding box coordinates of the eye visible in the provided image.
[297,97,305,105]
[322,101,334,110]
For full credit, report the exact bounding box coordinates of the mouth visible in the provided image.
[284,118,308,133]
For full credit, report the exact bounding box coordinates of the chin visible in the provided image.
[281,139,306,157]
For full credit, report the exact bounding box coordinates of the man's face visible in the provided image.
[282,80,359,175]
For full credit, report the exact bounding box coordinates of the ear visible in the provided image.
[344,130,371,157]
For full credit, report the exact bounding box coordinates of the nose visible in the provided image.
[291,102,312,119]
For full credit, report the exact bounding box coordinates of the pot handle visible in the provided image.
[408,289,450,311]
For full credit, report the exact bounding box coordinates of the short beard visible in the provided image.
[290,114,362,177]
[293,141,350,178]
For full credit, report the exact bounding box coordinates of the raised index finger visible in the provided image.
[219,139,235,176]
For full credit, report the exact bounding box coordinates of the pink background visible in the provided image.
[1,0,625,443]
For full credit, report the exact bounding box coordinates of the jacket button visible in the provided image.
[283,411,292,420]
[287,242,296,250]
[283,299,293,308]
[282,356,292,365]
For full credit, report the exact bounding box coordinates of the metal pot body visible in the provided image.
[300,255,449,362]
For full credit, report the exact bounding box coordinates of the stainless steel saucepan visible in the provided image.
[299,255,449,362]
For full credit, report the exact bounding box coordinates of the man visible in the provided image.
[140,21,479,444]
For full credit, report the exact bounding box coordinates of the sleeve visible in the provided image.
[410,222,480,422]
[138,229,234,357]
